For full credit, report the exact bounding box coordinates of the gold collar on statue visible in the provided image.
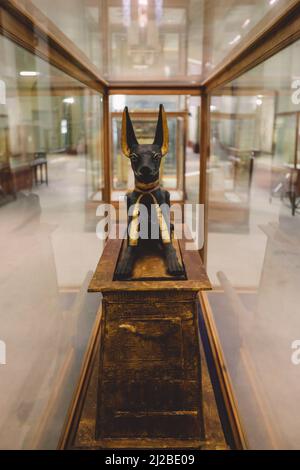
[129,183,171,246]
[134,179,160,192]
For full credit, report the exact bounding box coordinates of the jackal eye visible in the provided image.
[130,153,138,162]
[152,152,161,161]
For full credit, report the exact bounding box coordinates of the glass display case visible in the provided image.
[1,0,300,452]
[205,38,300,450]
[0,34,104,449]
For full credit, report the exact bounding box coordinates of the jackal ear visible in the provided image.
[121,106,138,157]
[153,104,169,156]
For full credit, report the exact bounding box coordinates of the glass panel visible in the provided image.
[110,94,187,112]
[207,39,300,449]
[186,96,201,203]
[273,114,297,166]
[30,0,104,70]
[26,0,296,84]
[0,34,104,449]
[201,0,296,78]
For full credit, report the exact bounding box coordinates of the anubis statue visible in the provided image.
[115,104,184,279]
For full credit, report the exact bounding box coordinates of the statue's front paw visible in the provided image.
[166,252,184,276]
[115,255,134,279]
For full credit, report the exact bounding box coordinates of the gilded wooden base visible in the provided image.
[59,230,227,450]
[70,339,226,449]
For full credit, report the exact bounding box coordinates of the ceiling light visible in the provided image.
[256,98,263,106]
[164,65,171,77]
[229,35,241,46]
[61,119,68,135]
[242,19,251,28]
[63,97,75,104]
[20,71,40,77]
[269,0,278,5]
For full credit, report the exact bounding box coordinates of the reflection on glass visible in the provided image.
[29,0,296,84]
[0,35,104,449]
[207,39,300,449]
[106,1,201,82]
[186,96,201,203]
[273,114,297,166]
[110,94,187,112]
[31,0,104,70]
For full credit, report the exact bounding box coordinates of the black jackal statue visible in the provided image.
[115,104,184,279]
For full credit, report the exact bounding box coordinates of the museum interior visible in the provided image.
[1,0,300,451]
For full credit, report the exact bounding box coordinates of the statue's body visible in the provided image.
[115,104,184,279]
